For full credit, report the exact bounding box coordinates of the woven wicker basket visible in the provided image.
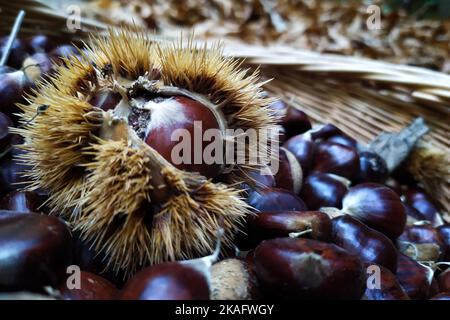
[1,0,449,220]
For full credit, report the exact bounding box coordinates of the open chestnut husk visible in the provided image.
[253,237,365,299]
[300,173,349,210]
[248,210,331,243]
[311,141,360,181]
[59,271,118,300]
[396,253,434,300]
[331,215,398,272]
[342,183,406,239]
[247,187,307,212]
[397,224,445,262]
[0,213,72,291]
[363,264,409,300]
[119,262,209,300]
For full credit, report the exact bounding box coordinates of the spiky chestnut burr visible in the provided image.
[14,29,277,276]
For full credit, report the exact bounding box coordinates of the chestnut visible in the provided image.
[143,96,222,179]
[397,224,445,261]
[311,141,360,181]
[88,89,122,111]
[0,70,33,117]
[269,99,311,138]
[283,133,315,174]
[273,147,302,194]
[0,36,28,69]
[0,111,12,151]
[0,213,72,291]
[22,52,54,82]
[26,34,55,54]
[243,165,275,191]
[437,225,450,261]
[342,183,406,239]
[331,215,398,272]
[396,253,433,300]
[326,134,357,149]
[51,45,80,64]
[59,271,118,300]
[356,151,388,183]
[300,173,349,210]
[248,210,331,243]
[384,178,402,195]
[253,238,365,299]
[210,258,261,300]
[0,65,15,75]
[0,190,41,213]
[403,188,439,224]
[309,123,343,141]
[430,292,450,300]
[247,187,307,212]
[363,264,409,300]
[0,148,31,196]
[437,269,450,293]
[120,262,209,300]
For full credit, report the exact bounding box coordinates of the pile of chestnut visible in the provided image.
[1,34,450,300]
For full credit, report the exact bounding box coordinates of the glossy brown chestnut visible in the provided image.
[397,224,445,261]
[247,187,307,212]
[403,188,439,224]
[0,70,33,117]
[437,224,450,261]
[248,210,331,243]
[342,183,406,239]
[0,36,28,69]
[22,52,54,82]
[437,269,450,293]
[210,259,261,300]
[144,96,222,179]
[283,133,315,174]
[326,134,357,149]
[120,262,209,300]
[311,141,360,181]
[0,148,30,196]
[253,238,365,299]
[300,173,349,210]
[0,213,72,291]
[88,89,122,111]
[356,151,388,183]
[396,253,433,300]
[269,99,311,138]
[273,148,302,194]
[59,271,118,300]
[384,178,402,195]
[363,264,409,300]
[309,123,343,141]
[26,34,55,54]
[0,190,41,213]
[51,45,80,63]
[331,215,398,272]
[430,292,450,300]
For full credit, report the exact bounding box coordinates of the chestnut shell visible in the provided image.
[253,237,365,299]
